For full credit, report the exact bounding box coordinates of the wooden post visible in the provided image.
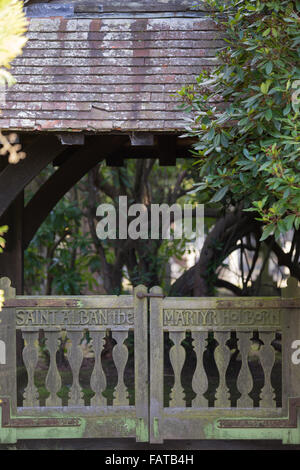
[149,286,164,443]
[134,285,149,442]
[0,277,17,413]
[282,277,300,299]
[282,277,300,410]
[0,192,24,294]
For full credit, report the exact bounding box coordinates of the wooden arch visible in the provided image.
[0,133,129,292]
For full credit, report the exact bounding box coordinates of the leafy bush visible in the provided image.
[180,0,300,241]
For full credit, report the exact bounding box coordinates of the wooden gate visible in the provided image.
[149,283,300,444]
[1,277,300,444]
[0,279,148,443]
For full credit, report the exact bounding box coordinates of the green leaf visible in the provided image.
[210,186,229,203]
[278,219,287,233]
[284,215,296,231]
[260,224,275,241]
[265,109,273,121]
[206,127,215,141]
[260,83,268,94]
[262,28,271,37]
[265,61,273,74]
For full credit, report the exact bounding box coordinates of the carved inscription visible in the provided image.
[163,309,281,327]
[16,308,134,327]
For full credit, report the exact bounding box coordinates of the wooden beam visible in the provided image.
[74,1,201,13]
[0,135,63,218]
[56,133,85,146]
[23,135,128,249]
[52,145,81,167]
[0,192,24,293]
[105,139,193,163]
[130,132,154,146]
[157,135,177,166]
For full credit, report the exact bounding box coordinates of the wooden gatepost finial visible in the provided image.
[0,277,16,301]
[282,276,300,298]
[0,277,17,421]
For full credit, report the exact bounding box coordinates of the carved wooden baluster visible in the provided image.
[259,332,276,408]
[90,330,107,406]
[112,331,129,406]
[45,331,62,407]
[214,331,231,408]
[192,331,208,407]
[169,331,186,407]
[237,332,253,408]
[22,331,39,407]
[66,330,84,406]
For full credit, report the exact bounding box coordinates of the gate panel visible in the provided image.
[0,280,149,443]
[2,277,300,444]
[149,291,300,444]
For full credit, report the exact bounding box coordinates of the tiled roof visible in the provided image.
[0,15,222,132]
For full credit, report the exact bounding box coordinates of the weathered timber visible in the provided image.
[236,332,253,408]
[57,132,85,146]
[259,332,276,408]
[45,331,62,407]
[130,132,154,146]
[0,135,63,218]
[148,289,287,442]
[0,398,80,428]
[0,192,24,293]
[192,331,208,407]
[66,330,84,406]
[112,331,129,406]
[157,135,177,166]
[90,330,107,406]
[1,278,300,444]
[26,0,211,16]
[0,278,17,413]
[214,332,231,408]
[218,398,300,429]
[22,330,40,407]
[149,287,164,443]
[133,285,148,442]
[169,331,186,407]
[0,279,150,442]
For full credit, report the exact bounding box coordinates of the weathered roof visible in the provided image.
[0,3,221,133]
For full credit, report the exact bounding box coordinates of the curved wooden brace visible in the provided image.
[23,135,128,249]
[0,135,63,219]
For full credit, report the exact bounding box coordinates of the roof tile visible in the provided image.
[0,16,221,132]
